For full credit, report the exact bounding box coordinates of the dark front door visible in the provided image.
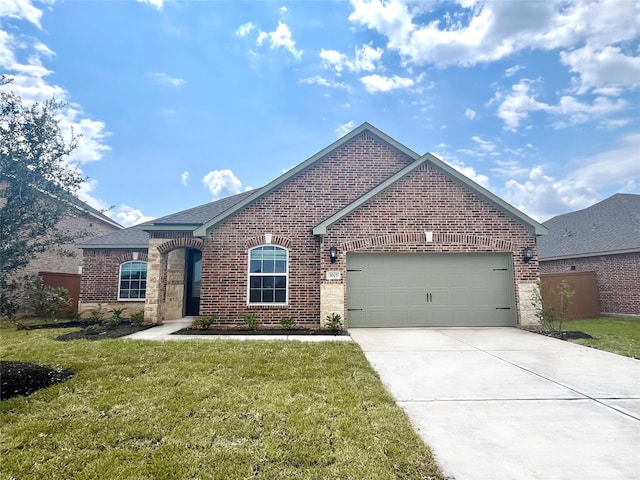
[185,249,202,316]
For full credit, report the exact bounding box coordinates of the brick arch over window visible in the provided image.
[339,231,514,253]
[157,237,204,255]
[114,252,149,265]
[245,234,291,249]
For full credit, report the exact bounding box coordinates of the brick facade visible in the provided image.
[19,214,119,277]
[79,129,543,326]
[196,134,539,327]
[540,252,640,316]
[79,249,148,315]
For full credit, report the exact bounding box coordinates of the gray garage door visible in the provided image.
[347,253,516,327]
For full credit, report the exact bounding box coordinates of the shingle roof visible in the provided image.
[78,191,255,248]
[538,194,640,260]
[78,224,150,248]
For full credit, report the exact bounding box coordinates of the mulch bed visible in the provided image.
[173,327,349,336]
[1,361,73,401]
[55,322,153,341]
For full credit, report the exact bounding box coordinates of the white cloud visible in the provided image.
[320,43,383,74]
[336,121,354,137]
[77,182,155,227]
[57,107,111,165]
[561,45,640,94]
[494,79,627,131]
[236,22,255,37]
[471,136,496,152]
[299,75,349,89]
[149,72,185,87]
[256,21,302,59]
[181,171,189,186]
[348,0,640,68]
[360,73,416,93]
[136,0,163,10]
[464,108,476,120]
[202,169,244,199]
[443,158,490,189]
[504,65,524,77]
[0,0,44,28]
[501,133,640,220]
[115,205,156,227]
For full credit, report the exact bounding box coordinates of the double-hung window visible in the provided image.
[118,261,147,300]
[248,246,288,304]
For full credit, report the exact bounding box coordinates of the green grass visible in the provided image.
[0,322,444,479]
[562,316,640,359]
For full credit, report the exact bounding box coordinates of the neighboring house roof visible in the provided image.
[313,152,547,237]
[538,193,640,260]
[75,200,123,230]
[78,191,253,248]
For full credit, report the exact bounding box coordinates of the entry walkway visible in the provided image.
[124,317,352,342]
[350,327,640,480]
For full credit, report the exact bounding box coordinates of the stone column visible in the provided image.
[516,281,539,326]
[163,249,186,320]
[144,238,165,324]
[320,283,345,328]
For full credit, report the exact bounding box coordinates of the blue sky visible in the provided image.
[1,0,639,226]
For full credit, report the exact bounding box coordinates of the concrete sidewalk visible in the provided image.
[124,317,352,342]
[350,327,640,480]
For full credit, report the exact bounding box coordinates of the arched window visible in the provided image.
[118,261,147,300]
[248,246,288,304]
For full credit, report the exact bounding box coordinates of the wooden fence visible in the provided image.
[539,271,600,320]
[39,271,81,314]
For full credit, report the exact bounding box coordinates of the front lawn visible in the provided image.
[563,316,640,359]
[0,323,444,479]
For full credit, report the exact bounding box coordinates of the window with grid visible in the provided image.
[248,246,288,304]
[118,261,147,300]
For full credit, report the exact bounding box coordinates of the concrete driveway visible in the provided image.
[349,327,640,480]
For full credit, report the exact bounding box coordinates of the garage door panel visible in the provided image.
[347,253,516,327]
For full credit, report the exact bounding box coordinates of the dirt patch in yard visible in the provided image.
[1,361,73,401]
[55,322,153,341]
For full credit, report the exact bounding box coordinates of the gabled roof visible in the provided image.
[313,152,547,237]
[78,224,150,249]
[144,190,255,230]
[538,193,640,260]
[193,122,420,237]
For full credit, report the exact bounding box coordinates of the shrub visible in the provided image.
[102,315,121,330]
[194,314,218,330]
[39,287,71,322]
[130,309,145,325]
[65,311,82,321]
[110,307,127,320]
[279,317,297,329]
[87,304,105,325]
[242,312,260,330]
[325,313,343,331]
[84,324,100,335]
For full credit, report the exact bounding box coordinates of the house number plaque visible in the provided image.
[326,271,341,281]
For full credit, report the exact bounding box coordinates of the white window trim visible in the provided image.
[247,245,289,306]
[117,261,148,302]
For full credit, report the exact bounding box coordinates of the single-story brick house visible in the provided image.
[79,123,547,328]
[539,193,640,316]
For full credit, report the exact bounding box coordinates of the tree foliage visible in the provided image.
[0,76,85,285]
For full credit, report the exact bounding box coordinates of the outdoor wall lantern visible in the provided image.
[522,246,534,263]
[329,246,339,263]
